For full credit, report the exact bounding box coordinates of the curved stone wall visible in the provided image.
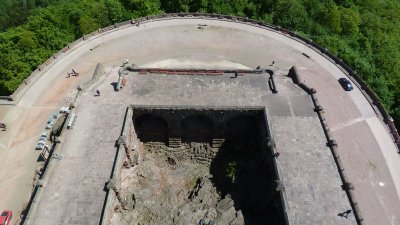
[2,13,398,152]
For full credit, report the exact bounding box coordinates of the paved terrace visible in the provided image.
[30,68,356,225]
[0,18,398,225]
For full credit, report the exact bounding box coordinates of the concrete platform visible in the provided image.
[30,69,355,225]
[0,18,398,225]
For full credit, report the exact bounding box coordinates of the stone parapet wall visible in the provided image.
[144,142,219,166]
[289,66,364,225]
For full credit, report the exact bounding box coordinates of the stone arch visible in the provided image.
[134,114,168,143]
[180,115,214,142]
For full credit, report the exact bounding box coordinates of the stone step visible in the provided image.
[212,138,225,148]
[169,138,182,148]
[169,144,181,148]
[194,157,212,162]
[212,138,225,143]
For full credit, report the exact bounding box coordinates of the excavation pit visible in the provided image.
[111,106,285,225]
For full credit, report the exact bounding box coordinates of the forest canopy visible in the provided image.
[0,0,399,126]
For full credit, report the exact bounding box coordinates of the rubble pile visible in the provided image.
[110,125,278,225]
[111,145,244,225]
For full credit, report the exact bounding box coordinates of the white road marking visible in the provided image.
[331,117,366,131]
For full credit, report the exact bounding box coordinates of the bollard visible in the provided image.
[327,139,337,147]
[315,105,323,112]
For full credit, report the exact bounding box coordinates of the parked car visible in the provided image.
[60,106,70,114]
[0,210,12,225]
[35,143,49,150]
[35,143,45,150]
[40,132,48,138]
[38,140,47,145]
[338,77,353,91]
[46,120,54,130]
[39,136,47,142]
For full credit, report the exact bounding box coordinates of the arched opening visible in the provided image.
[134,114,168,143]
[181,115,214,142]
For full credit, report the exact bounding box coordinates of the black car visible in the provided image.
[338,77,353,91]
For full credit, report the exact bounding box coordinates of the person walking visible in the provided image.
[0,123,6,131]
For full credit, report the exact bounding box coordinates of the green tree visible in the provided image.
[78,15,100,35]
[243,2,258,18]
[206,0,234,14]
[120,0,160,17]
[37,0,50,7]
[334,0,355,7]
[25,0,37,9]
[273,0,310,32]
[371,75,394,109]
[160,0,189,12]
[105,0,125,23]
[17,30,37,51]
[339,6,360,36]
[189,0,208,12]
[392,107,400,129]
[373,35,400,79]
[303,0,324,21]
[229,0,247,17]
[322,0,341,34]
